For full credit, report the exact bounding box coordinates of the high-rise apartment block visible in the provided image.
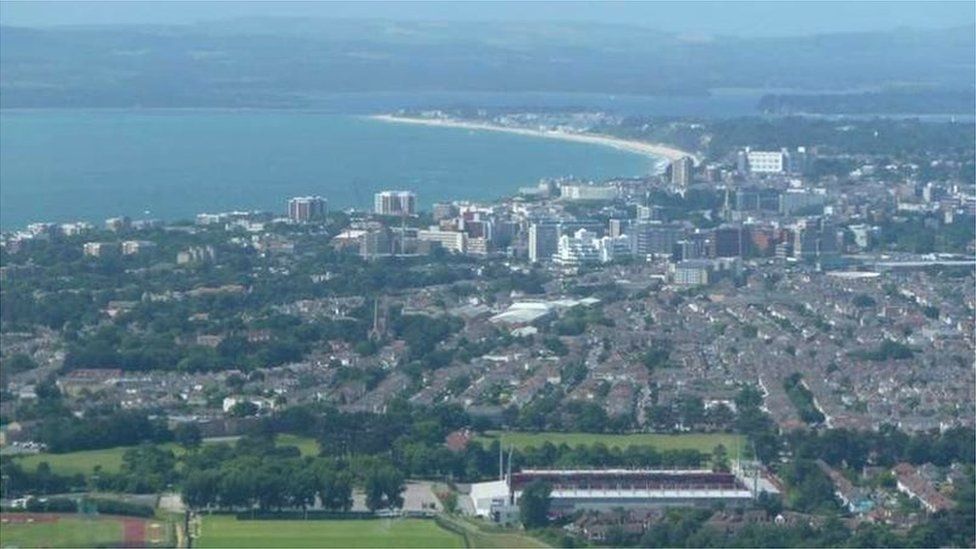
[374,191,416,216]
[287,196,327,223]
[671,156,694,187]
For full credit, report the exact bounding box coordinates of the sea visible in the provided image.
[0,110,661,230]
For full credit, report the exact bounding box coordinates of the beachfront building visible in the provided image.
[374,190,417,216]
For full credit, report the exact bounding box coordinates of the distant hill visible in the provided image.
[758,87,976,115]
[1,19,973,108]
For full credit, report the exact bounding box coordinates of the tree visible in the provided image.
[286,466,318,515]
[229,401,260,417]
[182,470,220,510]
[364,465,404,511]
[254,465,288,511]
[712,444,730,472]
[4,353,38,374]
[218,467,255,510]
[319,470,353,511]
[441,491,458,514]
[174,423,203,449]
[518,480,551,529]
[781,459,838,513]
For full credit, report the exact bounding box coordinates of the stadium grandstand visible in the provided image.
[469,465,778,519]
[511,469,753,511]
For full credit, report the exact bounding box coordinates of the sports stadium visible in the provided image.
[470,466,777,519]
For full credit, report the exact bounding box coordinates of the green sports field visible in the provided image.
[436,515,549,548]
[476,431,746,454]
[1,515,121,548]
[12,434,318,476]
[195,516,465,548]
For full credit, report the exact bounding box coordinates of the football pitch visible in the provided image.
[195,516,465,548]
[0,513,166,548]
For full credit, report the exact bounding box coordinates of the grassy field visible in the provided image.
[437,515,549,548]
[0,515,122,547]
[476,431,746,454]
[276,434,319,457]
[195,516,464,548]
[12,446,131,476]
[12,434,319,476]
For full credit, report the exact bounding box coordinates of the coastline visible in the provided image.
[368,114,697,168]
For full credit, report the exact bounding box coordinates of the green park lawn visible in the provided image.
[0,515,123,548]
[12,434,319,476]
[476,431,746,455]
[195,516,464,548]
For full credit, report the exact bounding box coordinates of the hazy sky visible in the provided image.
[0,1,973,36]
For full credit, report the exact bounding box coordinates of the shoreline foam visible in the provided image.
[368,114,697,170]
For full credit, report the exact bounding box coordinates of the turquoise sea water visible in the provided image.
[0,110,658,229]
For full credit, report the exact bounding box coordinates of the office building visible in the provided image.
[793,219,841,260]
[360,228,393,259]
[609,219,630,238]
[528,222,560,263]
[633,223,684,257]
[748,227,778,256]
[288,196,327,223]
[735,188,781,212]
[596,235,633,263]
[747,149,786,173]
[779,189,826,215]
[847,224,878,249]
[467,237,489,256]
[713,226,747,258]
[374,190,417,216]
[673,236,710,261]
[670,260,714,286]
[418,228,466,253]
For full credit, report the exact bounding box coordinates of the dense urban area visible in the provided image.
[1,112,974,548]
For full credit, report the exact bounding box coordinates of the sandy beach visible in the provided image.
[369,114,697,167]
